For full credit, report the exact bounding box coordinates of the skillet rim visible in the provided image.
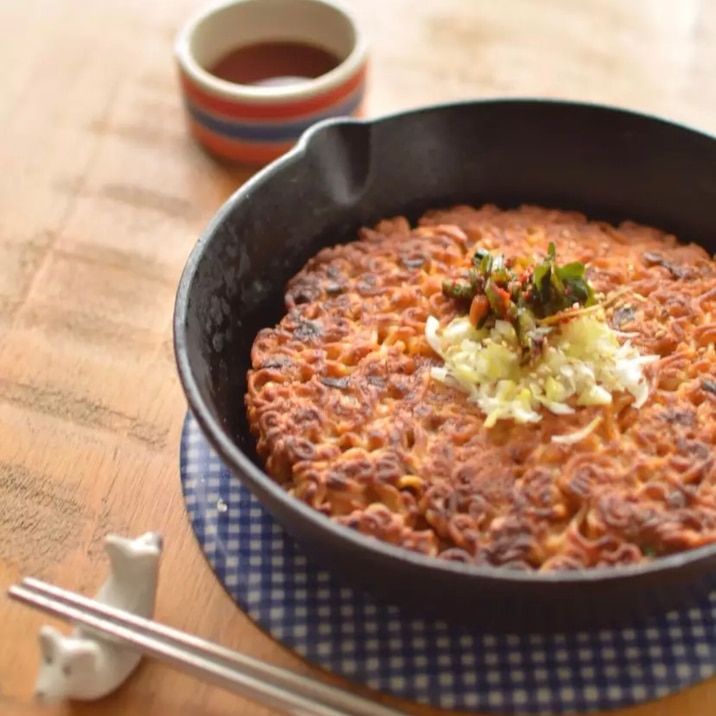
[173,96,716,589]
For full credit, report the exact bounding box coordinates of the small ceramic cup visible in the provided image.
[174,0,369,165]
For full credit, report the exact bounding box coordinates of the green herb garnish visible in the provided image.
[441,278,475,302]
[442,242,597,361]
[531,243,595,317]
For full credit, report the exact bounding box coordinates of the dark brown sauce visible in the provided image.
[207,41,342,88]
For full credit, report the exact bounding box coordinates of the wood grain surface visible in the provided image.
[1,0,715,714]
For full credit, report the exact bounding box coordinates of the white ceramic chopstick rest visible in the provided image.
[33,531,163,704]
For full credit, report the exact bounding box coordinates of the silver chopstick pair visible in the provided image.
[8,578,409,716]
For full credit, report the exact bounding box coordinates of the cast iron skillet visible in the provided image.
[173,99,716,632]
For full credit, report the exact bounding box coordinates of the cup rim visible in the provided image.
[174,0,369,104]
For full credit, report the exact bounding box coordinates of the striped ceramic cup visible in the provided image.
[174,0,368,165]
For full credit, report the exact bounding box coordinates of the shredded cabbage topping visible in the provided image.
[425,310,659,437]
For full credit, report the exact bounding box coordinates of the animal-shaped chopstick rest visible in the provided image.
[33,531,163,704]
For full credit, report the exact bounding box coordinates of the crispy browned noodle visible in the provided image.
[245,204,716,571]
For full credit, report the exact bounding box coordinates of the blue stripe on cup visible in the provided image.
[184,84,364,143]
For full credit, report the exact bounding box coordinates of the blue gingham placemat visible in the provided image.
[179,411,716,714]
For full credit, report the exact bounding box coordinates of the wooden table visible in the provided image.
[1,0,715,714]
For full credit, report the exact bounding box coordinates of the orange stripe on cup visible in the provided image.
[188,119,294,165]
[178,64,367,122]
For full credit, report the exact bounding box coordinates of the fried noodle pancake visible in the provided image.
[245,204,716,571]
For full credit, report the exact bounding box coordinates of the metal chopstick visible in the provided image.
[8,578,408,716]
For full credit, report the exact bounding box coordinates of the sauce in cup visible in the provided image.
[208,41,341,87]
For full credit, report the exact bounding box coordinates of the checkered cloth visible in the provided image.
[180,412,716,714]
